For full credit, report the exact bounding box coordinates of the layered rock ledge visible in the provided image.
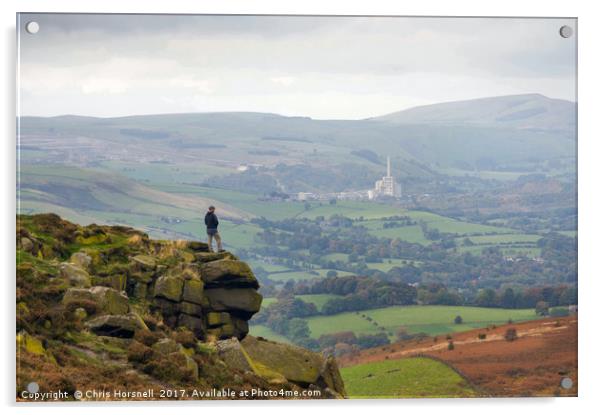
[16,213,346,399]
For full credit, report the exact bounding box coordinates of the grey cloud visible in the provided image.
[17,14,576,118]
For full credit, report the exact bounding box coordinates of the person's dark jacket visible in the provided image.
[204,211,219,230]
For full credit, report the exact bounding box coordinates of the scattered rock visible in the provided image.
[70,251,92,270]
[178,301,203,317]
[152,338,180,355]
[241,336,323,387]
[318,356,347,396]
[152,297,180,317]
[194,251,236,263]
[133,282,149,299]
[153,276,183,301]
[20,237,34,253]
[182,278,204,304]
[204,288,262,317]
[207,312,231,327]
[59,262,91,287]
[200,259,259,288]
[177,314,205,337]
[186,241,209,252]
[216,338,254,372]
[130,254,157,271]
[62,286,129,316]
[86,313,148,338]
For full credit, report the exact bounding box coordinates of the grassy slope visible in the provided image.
[248,325,293,344]
[341,357,476,398]
[296,294,342,311]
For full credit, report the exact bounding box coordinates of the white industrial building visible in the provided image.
[369,156,401,199]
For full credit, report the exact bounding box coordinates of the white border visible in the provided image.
[3,1,601,414]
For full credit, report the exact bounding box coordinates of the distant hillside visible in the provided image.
[19,94,576,174]
[18,165,252,236]
[371,94,576,133]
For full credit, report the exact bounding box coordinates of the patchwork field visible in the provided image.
[306,305,540,339]
[258,294,342,316]
[296,294,342,311]
[366,259,416,272]
[267,270,325,283]
[365,222,431,245]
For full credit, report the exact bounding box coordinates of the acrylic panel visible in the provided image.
[16,13,577,401]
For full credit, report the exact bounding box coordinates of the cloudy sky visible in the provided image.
[18,14,576,119]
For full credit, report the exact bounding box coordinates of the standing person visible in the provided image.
[204,205,224,252]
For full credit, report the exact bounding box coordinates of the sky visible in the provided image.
[18,14,577,119]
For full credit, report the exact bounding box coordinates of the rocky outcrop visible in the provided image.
[144,256,262,340]
[217,336,346,398]
[62,286,129,315]
[86,313,148,338]
[59,262,92,287]
[56,229,262,340]
[16,214,346,400]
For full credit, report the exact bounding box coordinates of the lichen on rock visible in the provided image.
[63,286,130,316]
[16,214,347,400]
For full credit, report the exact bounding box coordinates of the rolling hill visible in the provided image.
[19,94,576,174]
[18,165,252,239]
[372,93,575,133]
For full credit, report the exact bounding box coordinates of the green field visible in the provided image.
[306,305,539,339]
[246,260,291,273]
[260,297,278,308]
[456,245,542,258]
[297,201,406,220]
[321,253,350,262]
[259,294,341,312]
[313,269,355,278]
[366,259,416,272]
[462,234,541,244]
[405,210,516,235]
[160,184,311,220]
[365,223,431,245]
[268,270,326,283]
[341,357,476,398]
[248,325,292,344]
[296,294,342,311]
[101,160,233,185]
[217,222,265,250]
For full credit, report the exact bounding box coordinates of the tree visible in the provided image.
[287,318,311,341]
[454,315,463,324]
[357,333,390,349]
[476,288,497,307]
[535,301,550,316]
[396,327,412,341]
[504,328,518,342]
[326,270,338,278]
[501,288,516,308]
[550,307,569,317]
